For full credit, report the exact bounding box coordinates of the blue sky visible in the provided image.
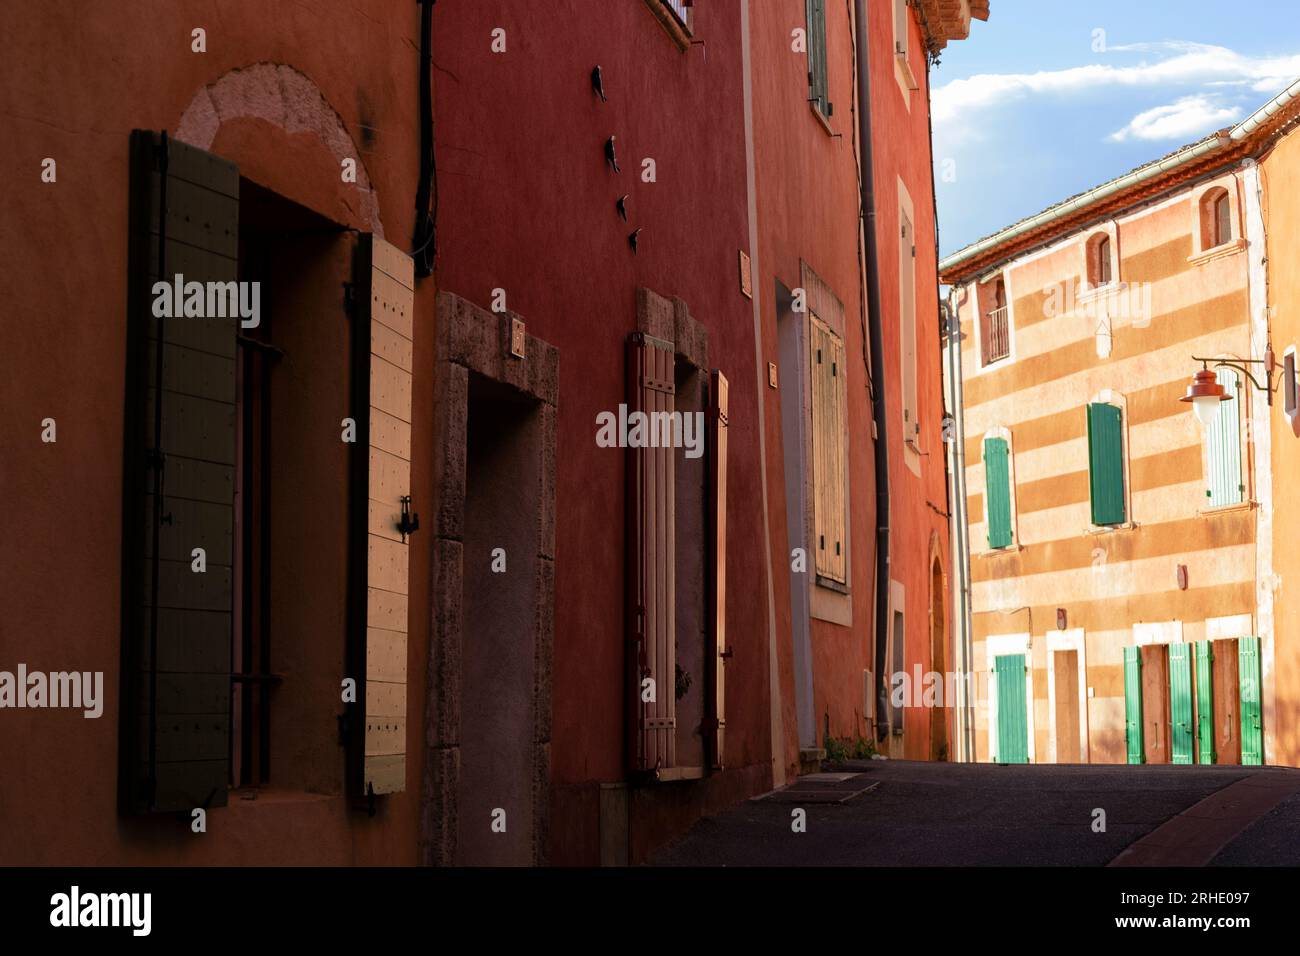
[932,0,1300,259]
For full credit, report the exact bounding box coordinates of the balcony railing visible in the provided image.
[984,306,1009,365]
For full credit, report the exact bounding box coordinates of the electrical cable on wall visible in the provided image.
[412,0,438,276]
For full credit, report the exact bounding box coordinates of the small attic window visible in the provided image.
[1087,232,1114,287]
[1201,187,1233,249]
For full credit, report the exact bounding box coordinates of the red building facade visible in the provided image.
[1,0,986,866]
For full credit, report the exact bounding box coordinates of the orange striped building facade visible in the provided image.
[947,164,1273,765]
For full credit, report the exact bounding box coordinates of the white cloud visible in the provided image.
[1108,95,1241,142]
[933,42,1300,125]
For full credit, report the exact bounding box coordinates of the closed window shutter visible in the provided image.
[1087,402,1125,525]
[705,370,729,771]
[806,0,829,115]
[1123,646,1144,764]
[1283,352,1297,417]
[348,235,415,797]
[1205,368,1243,507]
[1193,640,1216,764]
[810,316,846,584]
[1238,635,1263,765]
[983,437,1012,549]
[121,131,238,814]
[1169,642,1193,764]
[900,212,917,440]
[626,332,676,774]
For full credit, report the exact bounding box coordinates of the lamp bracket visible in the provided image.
[1191,354,1278,400]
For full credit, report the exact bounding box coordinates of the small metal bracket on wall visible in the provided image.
[510,316,526,359]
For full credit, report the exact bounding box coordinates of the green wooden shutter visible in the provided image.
[1123,645,1144,764]
[805,0,829,116]
[1169,643,1193,764]
[1239,635,1263,765]
[995,653,1028,764]
[121,131,238,814]
[1087,403,1126,525]
[1194,639,1216,764]
[984,438,1012,549]
[1205,368,1243,507]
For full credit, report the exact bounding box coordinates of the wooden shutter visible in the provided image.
[121,131,238,814]
[1238,635,1263,765]
[1194,640,1216,764]
[1283,352,1297,417]
[1086,403,1125,525]
[704,370,729,771]
[348,235,414,797]
[810,315,846,585]
[1206,368,1243,508]
[805,0,828,115]
[626,332,676,774]
[994,654,1027,764]
[900,211,918,442]
[983,438,1012,549]
[1169,643,1193,764]
[1123,645,1144,764]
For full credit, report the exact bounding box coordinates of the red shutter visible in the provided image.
[704,370,729,770]
[626,332,676,775]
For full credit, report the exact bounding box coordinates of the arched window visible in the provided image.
[1200,187,1233,250]
[1086,232,1114,288]
[1213,191,1232,247]
[982,276,1010,366]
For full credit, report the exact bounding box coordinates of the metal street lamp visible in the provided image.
[1181,346,1280,425]
[1181,364,1232,426]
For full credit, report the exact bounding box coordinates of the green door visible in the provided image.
[995,653,1028,764]
[1194,640,1216,764]
[1123,646,1144,764]
[1239,636,1263,765]
[1169,643,1193,764]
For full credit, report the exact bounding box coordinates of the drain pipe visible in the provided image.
[946,284,975,762]
[852,0,892,740]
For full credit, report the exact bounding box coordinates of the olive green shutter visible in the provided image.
[1194,640,1216,764]
[348,235,415,798]
[1087,403,1125,525]
[984,438,1012,549]
[1239,636,1263,765]
[994,653,1028,764]
[1123,645,1144,764]
[1169,643,1193,764]
[805,0,829,116]
[121,131,238,814]
[1205,368,1243,507]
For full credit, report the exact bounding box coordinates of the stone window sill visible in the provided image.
[1188,237,1247,266]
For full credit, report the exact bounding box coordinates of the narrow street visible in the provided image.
[649,761,1300,866]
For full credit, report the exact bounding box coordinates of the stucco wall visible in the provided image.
[1263,129,1300,768]
[1,1,428,863]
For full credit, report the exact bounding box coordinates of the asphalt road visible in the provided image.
[647,759,1299,866]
